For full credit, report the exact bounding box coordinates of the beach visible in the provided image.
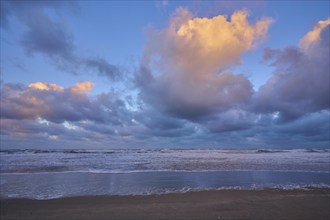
[1,189,329,220]
[1,149,329,219]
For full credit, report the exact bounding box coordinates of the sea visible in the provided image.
[0,148,329,199]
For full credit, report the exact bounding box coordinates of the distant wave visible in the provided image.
[304,149,329,153]
[1,148,329,155]
[256,149,285,153]
[2,169,330,175]
[63,150,115,154]
[0,149,116,154]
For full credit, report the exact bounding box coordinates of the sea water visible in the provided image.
[0,149,329,199]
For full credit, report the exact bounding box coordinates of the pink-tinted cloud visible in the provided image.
[300,18,330,50]
[70,81,94,94]
[28,82,64,91]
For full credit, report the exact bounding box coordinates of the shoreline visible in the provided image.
[1,189,329,220]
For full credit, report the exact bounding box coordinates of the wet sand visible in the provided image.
[1,189,329,220]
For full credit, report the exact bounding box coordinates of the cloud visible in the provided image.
[300,18,330,50]
[134,10,329,145]
[137,8,272,120]
[254,19,330,122]
[21,12,74,59]
[249,111,330,148]
[1,1,121,81]
[0,81,199,148]
[144,8,272,76]
[171,9,271,72]
[28,82,64,91]
[200,109,256,133]
[70,81,94,94]
[0,82,127,123]
[84,58,121,80]
[133,108,196,137]
[0,81,192,136]
[1,6,329,149]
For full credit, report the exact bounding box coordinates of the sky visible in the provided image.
[0,0,329,149]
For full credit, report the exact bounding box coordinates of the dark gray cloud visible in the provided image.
[254,111,329,148]
[133,108,196,137]
[199,109,255,133]
[136,66,253,121]
[275,111,329,139]
[21,12,74,59]
[84,58,122,80]
[19,11,80,74]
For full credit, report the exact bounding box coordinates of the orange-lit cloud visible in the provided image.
[300,17,330,50]
[1,81,96,122]
[70,81,94,94]
[28,82,64,91]
[145,9,272,78]
[28,81,94,94]
[173,9,272,75]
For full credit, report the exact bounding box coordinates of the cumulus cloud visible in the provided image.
[254,18,330,122]
[138,8,272,120]
[144,8,272,77]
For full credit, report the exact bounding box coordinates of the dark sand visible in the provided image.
[1,189,329,220]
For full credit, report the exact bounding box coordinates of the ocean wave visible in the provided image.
[3,183,329,200]
[1,148,329,174]
[1,169,329,175]
[158,184,330,195]
[256,149,286,153]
